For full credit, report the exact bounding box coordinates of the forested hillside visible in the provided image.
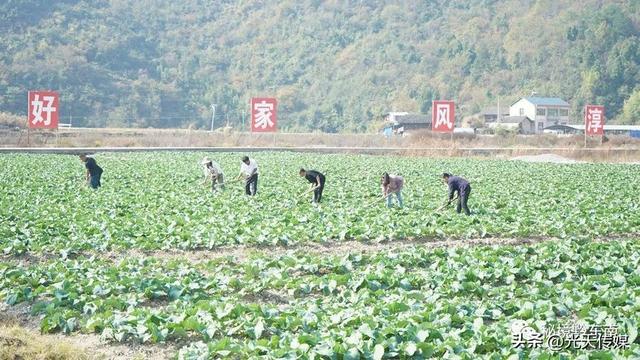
[1,0,639,131]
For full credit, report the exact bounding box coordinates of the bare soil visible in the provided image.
[5,234,634,267]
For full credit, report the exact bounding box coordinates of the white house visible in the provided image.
[509,97,570,133]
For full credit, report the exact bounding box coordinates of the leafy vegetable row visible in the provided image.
[1,153,640,255]
[2,238,639,358]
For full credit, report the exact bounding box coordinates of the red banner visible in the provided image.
[432,100,455,133]
[251,98,277,132]
[585,105,604,136]
[28,91,59,129]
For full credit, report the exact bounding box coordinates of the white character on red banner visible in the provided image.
[432,101,455,132]
[31,94,57,126]
[28,91,59,129]
[587,108,603,134]
[251,97,277,132]
[254,101,274,130]
[435,104,453,130]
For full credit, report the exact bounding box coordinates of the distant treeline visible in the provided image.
[1,0,639,131]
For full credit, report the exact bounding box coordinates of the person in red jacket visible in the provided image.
[381,172,404,208]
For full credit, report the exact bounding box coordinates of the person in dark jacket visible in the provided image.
[299,168,326,203]
[79,154,103,189]
[442,173,471,215]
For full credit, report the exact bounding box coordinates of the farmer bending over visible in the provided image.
[381,172,404,208]
[442,173,471,215]
[237,156,258,196]
[299,168,326,203]
[201,157,224,192]
[79,154,103,189]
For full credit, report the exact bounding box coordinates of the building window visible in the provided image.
[536,107,546,116]
[538,122,544,131]
[560,108,569,116]
[519,108,524,116]
[548,108,559,117]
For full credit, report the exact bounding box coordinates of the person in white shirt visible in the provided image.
[237,156,258,195]
[201,157,224,192]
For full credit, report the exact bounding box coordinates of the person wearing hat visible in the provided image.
[237,156,258,196]
[79,154,103,189]
[201,157,225,192]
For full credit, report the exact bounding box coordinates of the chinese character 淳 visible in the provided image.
[587,108,603,133]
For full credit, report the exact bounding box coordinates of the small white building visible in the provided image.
[509,97,570,133]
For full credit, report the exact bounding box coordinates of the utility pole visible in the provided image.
[242,108,246,131]
[210,104,217,132]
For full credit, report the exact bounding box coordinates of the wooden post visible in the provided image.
[584,106,587,149]
[450,131,454,156]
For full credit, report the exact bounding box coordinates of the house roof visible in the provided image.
[383,112,409,117]
[481,106,510,115]
[392,113,429,125]
[521,97,570,106]
[550,124,640,131]
[500,116,533,124]
[488,122,520,129]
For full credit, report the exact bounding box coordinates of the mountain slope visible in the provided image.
[1,0,639,130]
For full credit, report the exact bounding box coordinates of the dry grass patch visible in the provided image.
[0,324,91,360]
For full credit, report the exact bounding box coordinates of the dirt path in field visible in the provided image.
[120,236,547,263]
[76,234,640,263]
[80,233,640,264]
[0,303,176,360]
[4,234,637,267]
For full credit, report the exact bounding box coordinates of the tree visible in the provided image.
[0,0,639,131]
[618,89,640,125]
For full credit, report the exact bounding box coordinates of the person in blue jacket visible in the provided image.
[441,173,471,215]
